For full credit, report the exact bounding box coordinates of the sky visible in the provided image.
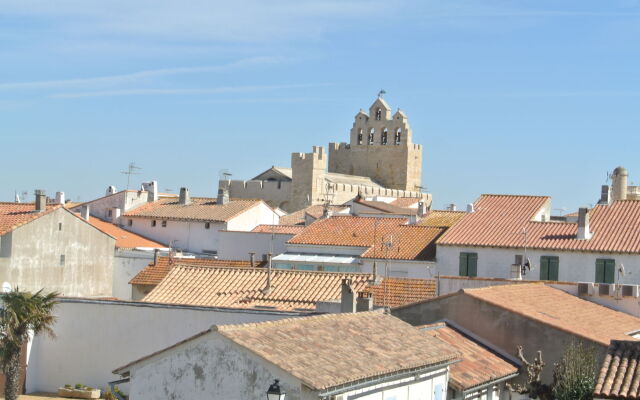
[1,0,639,213]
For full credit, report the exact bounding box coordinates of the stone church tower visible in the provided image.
[328,96,423,191]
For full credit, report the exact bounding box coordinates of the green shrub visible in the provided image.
[552,341,597,400]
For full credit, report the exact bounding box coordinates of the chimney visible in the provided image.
[322,206,333,219]
[142,181,158,202]
[577,207,592,240]
[14,193,20,203]
[356,292,374,312]
[340,278,356,313]
[467,203,475,213]
[106,185,117,196]
[179,187,191,205]
[447,203,457,211]
[153,249,160,265]
[249,252,256,268]
[34,190,46,212]
[600,185,610,205]
[111,208,121,223]
[55,192,65,205]
[417,201,426,217]
[80,205,90,221]
[217,188,229,205]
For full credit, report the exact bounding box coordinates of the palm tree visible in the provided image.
[0,288,58,400]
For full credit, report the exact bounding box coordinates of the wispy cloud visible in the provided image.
[0,57,286,91]
[51,83,331,99]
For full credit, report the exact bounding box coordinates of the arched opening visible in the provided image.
[395,128,401,145]
[368,128,375,145]
[375,108,382,121]
[357,128,363,145]
[381,128,388,145]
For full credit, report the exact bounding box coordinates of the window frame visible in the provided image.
[595,258,616,284]
[539,255,559,281]
[459,252,478,277]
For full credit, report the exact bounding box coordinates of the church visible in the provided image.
[218,95,430,213]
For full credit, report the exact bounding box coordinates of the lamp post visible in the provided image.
[266,379,286,400]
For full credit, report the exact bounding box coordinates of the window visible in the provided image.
[161,220,167,228]
[58,222,62,231]
[459,252,478,277]
[394,128,401,145]
[368,128,374,145]
[596,259,616,284]
[59,254,65,266]
[128,219,133,227]
[108,210,112,217]
[375,108,382,120]
[357,128,363,145]
[151,220,156,227]
[381,128,388,145]
[205,222,210,229]
[540,256,559,281]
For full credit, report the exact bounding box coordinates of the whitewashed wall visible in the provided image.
[436,245,640,284]
[113,250,157,299]
[218,231,294,261]
[124,218,224,253]
[361,259,436,279]
[26,299,299,394]
[341,368,449,400]
[226,202,280,230]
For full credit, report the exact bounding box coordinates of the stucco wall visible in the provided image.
[218,231,293,261]
[392,294,607,385]
[0,208,114,297]
[74,190,149,221]
[436,245,640,284]
[361,259,436,279]
[113,250,155,300]
[220,179,292,211]
[124,218,223,254]
[26,299,299,394]
[226,202,279,231]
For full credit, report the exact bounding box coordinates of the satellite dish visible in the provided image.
[2,282,11,293]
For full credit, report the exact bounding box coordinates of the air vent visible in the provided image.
[577,282,594,296]
[599,283,615,297]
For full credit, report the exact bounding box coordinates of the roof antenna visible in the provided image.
[121,162,142,190]
[377,89,386,98]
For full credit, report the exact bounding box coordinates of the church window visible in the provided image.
[375,108,382,120]
[357,128,363,145]
[395,128,402,145]
[381,128,388,145]
[368,128,374,145]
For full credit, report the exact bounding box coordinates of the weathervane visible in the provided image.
[378,89,386,98]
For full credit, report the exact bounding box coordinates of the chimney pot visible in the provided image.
[577,207,592,240]
[179,187,191,205]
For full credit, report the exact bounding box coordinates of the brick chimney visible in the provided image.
[179,187,191,205]
[577,207,592,240]
[34,190,46,212]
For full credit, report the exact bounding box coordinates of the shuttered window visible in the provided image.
[540,256,559,281]
[459,252,478,277]
[595,259,616,284]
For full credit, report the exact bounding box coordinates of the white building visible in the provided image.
[113,311,458,400]
[436,194,640,285]
[217,224,304,261]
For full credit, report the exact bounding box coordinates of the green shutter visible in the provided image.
[468,253,478,277]
[540,257,549,281]
[605,260,616,284]
[459,253,468,276]
[596,259,605,283]
[549,257,559,281]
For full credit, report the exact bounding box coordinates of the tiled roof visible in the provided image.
[390,197,422,207]
[80,216,166,249]
[279,205,348,225]
[288,216,445,261]
[0,202,61,236]
[421,323,519,390]
[216,312,459,390]
[417,210,466,228]
[141,265,373,311]
[463,284,640,346]
[365,278,436,308]
[438,195,640,254]
[595,340,640,399]
[251,224,306,235]
[123,197,262,223]
[129,256,258,286]
[324,172,383,187]
[356,199,418,215]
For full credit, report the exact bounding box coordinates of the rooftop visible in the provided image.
[279,205,349,225]
[355,198,418,215]
[141,265,373,311]
[595,340,640,399]
[0,202,61,236]
[250,224,306,235]
[129,256,260,286]
[421,323,519,391]
[417,210,466,228]
[123,197,263,223]
[80,216,166,249]
[365,278,436,308]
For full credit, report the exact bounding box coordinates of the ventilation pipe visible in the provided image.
[577,207,592,240]
[34,190,46,212]
[178,187,191,205]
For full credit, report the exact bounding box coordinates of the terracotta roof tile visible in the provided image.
[390,197,422,207]
[438,195,640,254]
[251,224,306,234]
[463,284,640,346]
[417,210,466,228]
[365,278,436,308]
[356,199,418,215]
[123,197,262,223]
[79,215,166,249]
[421,323,519,390]
[0,202,61,236]
[141,265,373,311]
[595,340,640,399]
[288,216,445,261]
[216,312,460,390]
[279,205,348,225]
[129,256,258,286]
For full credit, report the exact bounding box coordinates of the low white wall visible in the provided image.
[218,231,293,261]
[124,218,223,254]
[26,299,301,394]
[113,250,156,300]
[361,259,435,279]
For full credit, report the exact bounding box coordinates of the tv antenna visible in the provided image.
[378,89,386,98]
[218,169,232,181]
[121,162,142,190]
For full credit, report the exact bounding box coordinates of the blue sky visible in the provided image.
[1,0,639,213]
